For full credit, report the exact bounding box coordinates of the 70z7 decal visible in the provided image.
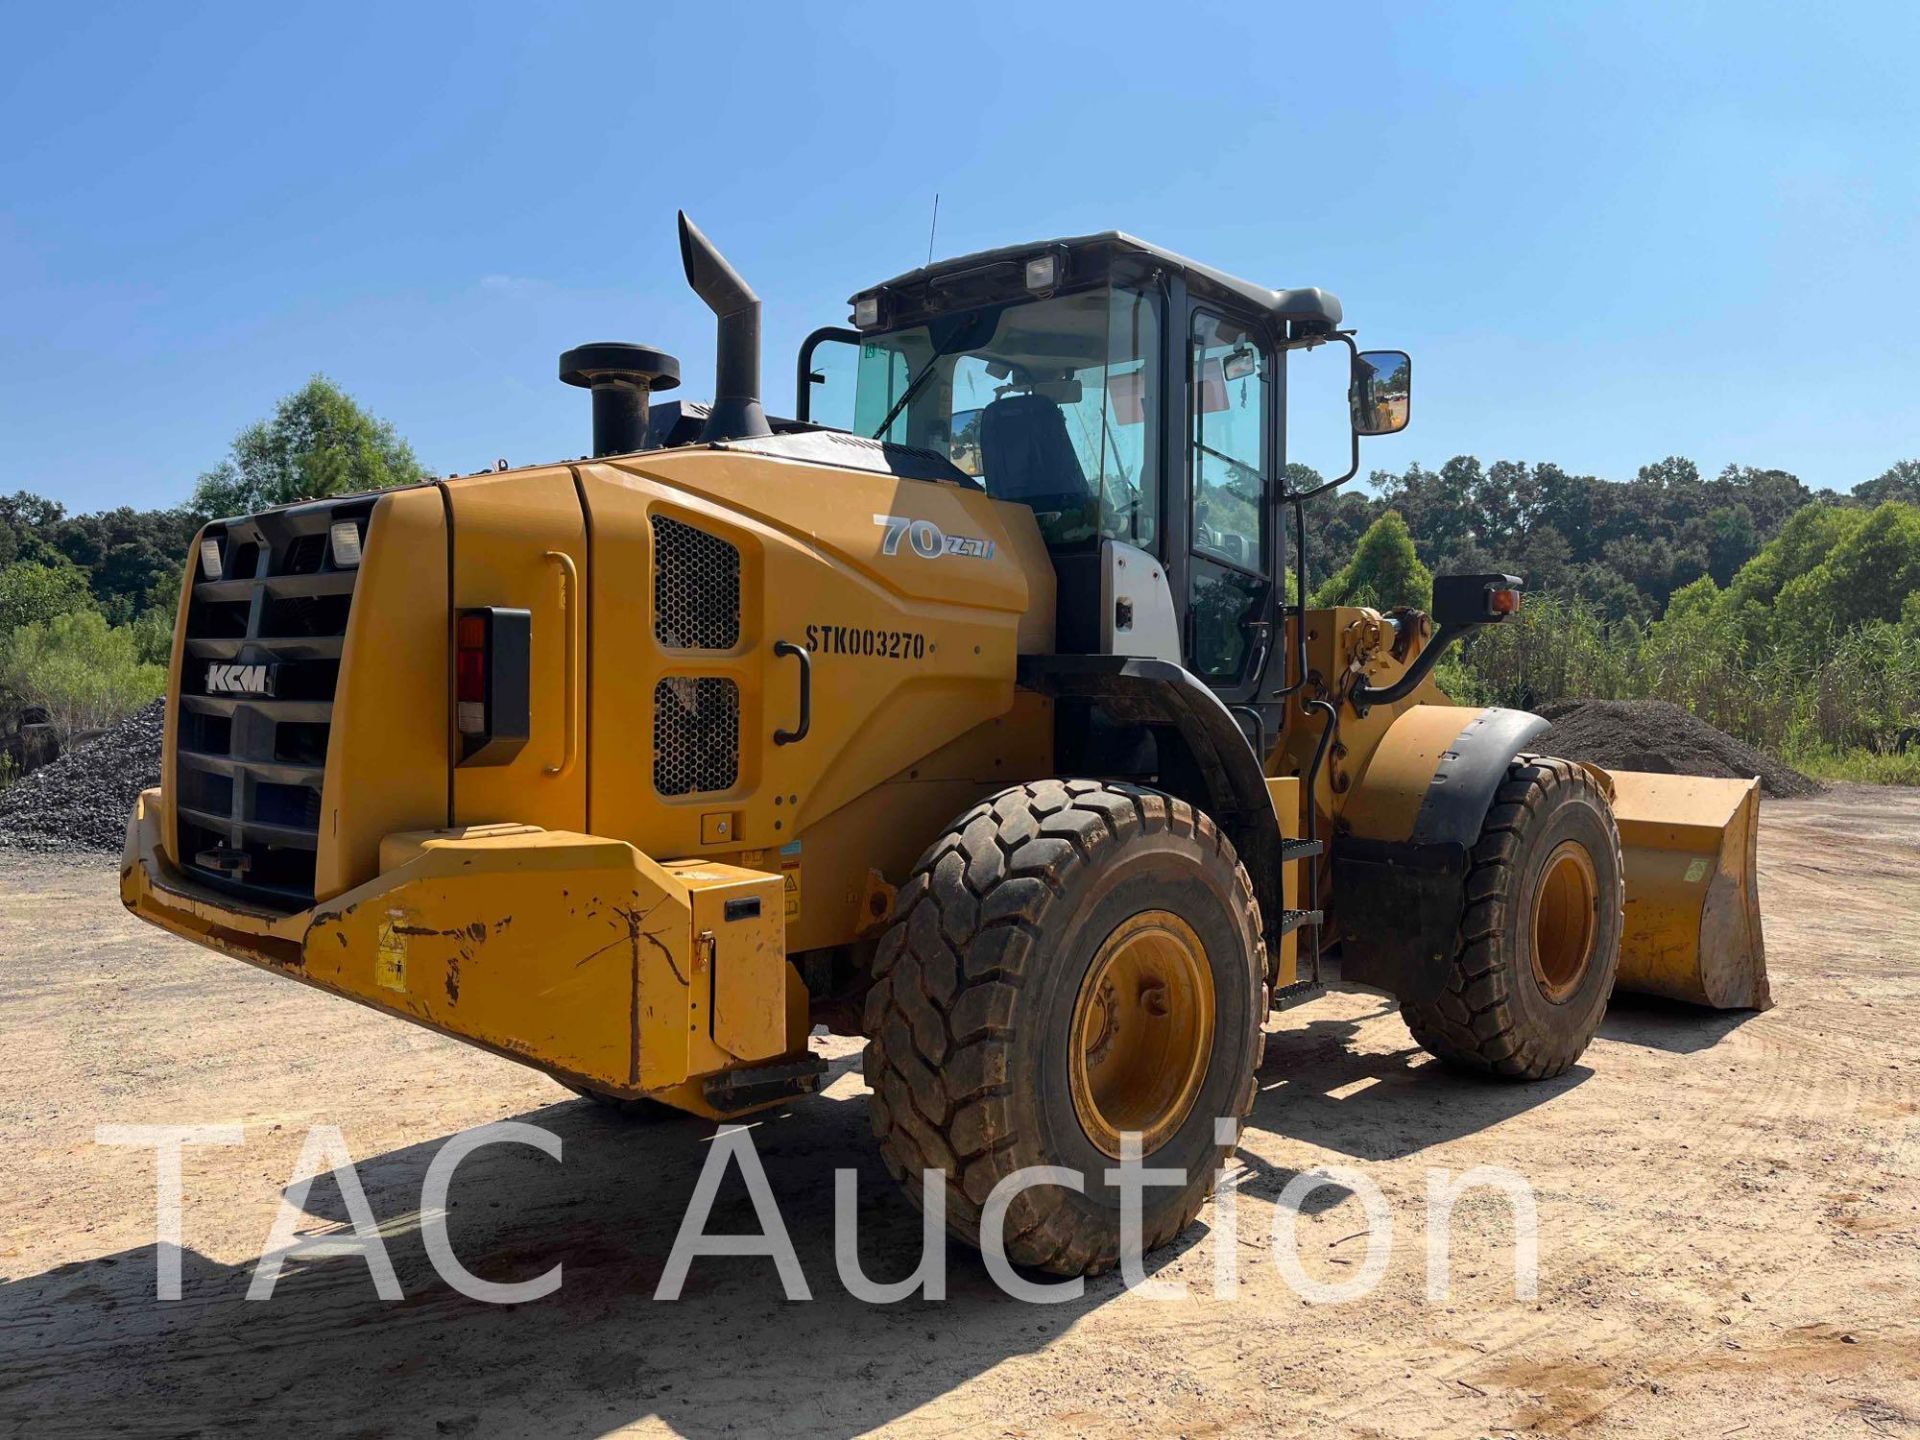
[804,624,927,660]
[873,513,996,560]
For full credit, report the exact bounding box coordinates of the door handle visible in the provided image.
[543,550,579,778]
[1244,619,1272,684]
[773,640,811,745]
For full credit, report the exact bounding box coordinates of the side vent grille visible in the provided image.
[653,677,740,796]
[652,515,740,651]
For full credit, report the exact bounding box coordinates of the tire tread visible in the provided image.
[863,780,1267,1276]
[1399,754,1624,1081]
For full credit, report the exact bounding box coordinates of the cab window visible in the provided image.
[1187,311,1269,683]
[1189,312,1267,571]
[852,286,1160,549]
[853,343,911,441]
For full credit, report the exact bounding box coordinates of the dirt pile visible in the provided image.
[1536,698,1822,799]
[0,699,164,853]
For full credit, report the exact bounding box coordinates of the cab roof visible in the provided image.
[860,231,1343,336]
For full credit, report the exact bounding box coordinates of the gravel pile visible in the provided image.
[0,699,164,853]
[1536,698,1822,799]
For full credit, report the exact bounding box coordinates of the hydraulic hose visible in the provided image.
[1348,623,1466,711]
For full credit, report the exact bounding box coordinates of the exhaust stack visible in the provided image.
[677,211,771,443]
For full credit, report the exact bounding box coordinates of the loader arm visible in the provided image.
[1322,663,1769,1013]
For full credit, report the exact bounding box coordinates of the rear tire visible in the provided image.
[1399,753,1623,1080]
[863,780,1267,1277]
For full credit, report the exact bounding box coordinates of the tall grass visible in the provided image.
[1784,745,1920,787]
[1452,592,1920,771]
[0,610,166,738]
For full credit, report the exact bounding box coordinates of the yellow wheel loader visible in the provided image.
[123,213,1769,1277]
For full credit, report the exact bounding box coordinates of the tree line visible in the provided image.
[0,379,420,742]
[1299,454,1920,623]
[1308,458,1920,782]
[2,371,1915,780]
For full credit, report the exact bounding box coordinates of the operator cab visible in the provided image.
[797,233,1405,703]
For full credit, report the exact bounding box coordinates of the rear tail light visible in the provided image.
[456,615,488,737]
[455,607,531,766]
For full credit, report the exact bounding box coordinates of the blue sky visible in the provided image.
[4,1,1915,512]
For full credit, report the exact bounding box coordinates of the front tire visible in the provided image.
[1400,753,1624,1080]
[863,780,1267,1277]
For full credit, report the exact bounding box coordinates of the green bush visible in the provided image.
[127,608,175,668]
[0,560,95,634]
[0,376,419,748]
[192,376,425,517]
[1450,592,1638,712]
[0,610,166,737]
[1310,510,1433,611]
[1445,543,1920,773]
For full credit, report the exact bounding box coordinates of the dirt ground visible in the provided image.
[1,786,1915,1439]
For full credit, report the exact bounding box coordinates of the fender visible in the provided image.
[1015,654,1284,956]
[1334,705,1548,1004]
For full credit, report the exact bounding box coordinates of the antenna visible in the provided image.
[926,193,940,267]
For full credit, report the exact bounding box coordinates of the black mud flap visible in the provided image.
[1333,840,1470,1006]
[1334,707,1547,1006]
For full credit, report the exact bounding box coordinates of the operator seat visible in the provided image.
[978,391,1093,514]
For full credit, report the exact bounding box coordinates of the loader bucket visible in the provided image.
[1603,770,1771,1010]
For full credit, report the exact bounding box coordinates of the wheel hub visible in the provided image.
[1069,910,1216,1159]
[1531,841,1599,1002]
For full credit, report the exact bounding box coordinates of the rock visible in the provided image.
[17,723,61,774]
[0,699,164,853]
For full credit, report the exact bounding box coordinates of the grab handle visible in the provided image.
[772,640,811,745]
[544,550,579,778]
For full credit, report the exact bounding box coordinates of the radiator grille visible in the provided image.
[651,515,740,651]
[653,677,740,796]
[173,498,369,908]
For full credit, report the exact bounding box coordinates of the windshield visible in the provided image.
[853,286,1160,548]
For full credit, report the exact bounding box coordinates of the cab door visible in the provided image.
[1184,309,1273,693]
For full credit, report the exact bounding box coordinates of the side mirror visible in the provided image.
[946,407,984,475]
[795,327,861,428]
[1350,349,1411,436]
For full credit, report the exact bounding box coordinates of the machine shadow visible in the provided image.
[0,1087,1214,1439]
[1250,987,1592,1161]
[1598,991,1761,1054]
[2,993,1752,1434]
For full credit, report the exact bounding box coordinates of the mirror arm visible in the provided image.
[794,326,860,422]
[1350,578,1516,712]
